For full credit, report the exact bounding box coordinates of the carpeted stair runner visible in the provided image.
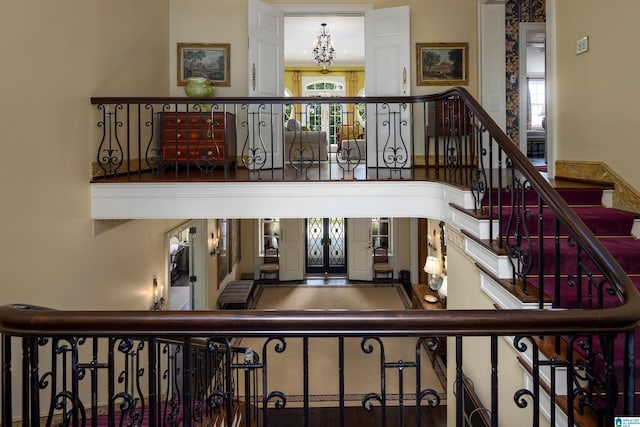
[493,205,636,236]
[487,185,640,414]
[484,187,606,207]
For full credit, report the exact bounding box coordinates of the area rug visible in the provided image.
[239,284,447,407]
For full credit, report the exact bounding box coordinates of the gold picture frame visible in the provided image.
[177,43,230,86]
[416,42,468,86]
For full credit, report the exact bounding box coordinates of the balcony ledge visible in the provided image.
[90,180,473,220]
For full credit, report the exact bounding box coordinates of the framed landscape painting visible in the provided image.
[416,42,468,86]
[177,43,230,86]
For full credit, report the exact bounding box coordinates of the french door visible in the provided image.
[305,218,347,274]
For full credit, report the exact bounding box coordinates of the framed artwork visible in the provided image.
[177,43,230,86]
[416,42,468,86]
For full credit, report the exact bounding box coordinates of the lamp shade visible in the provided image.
[423,256,441,275]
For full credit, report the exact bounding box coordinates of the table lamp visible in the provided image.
[423,256,442,291]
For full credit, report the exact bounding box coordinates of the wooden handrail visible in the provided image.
[1,302,638,338]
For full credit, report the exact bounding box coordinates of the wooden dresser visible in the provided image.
[160,112,235,169]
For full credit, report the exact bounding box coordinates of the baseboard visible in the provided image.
[555,160,640,215]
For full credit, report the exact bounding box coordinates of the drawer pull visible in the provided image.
[176,118,181,124]
[176,133,181,138]
[207,150,213,156]
[206,119,212,123]
[176,151,181,156]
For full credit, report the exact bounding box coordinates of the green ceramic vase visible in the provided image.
[184,77,214,97]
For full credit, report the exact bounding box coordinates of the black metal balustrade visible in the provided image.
[90,94,477,183]
[1,303,638,427]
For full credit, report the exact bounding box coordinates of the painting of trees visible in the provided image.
[417,43,468,86]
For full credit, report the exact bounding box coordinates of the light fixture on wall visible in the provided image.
[312,23,336,74]
[423,256,441,291]
[210,232,220,255]
[427,229,438,253]
[151,274,165,311]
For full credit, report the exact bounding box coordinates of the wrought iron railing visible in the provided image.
[1,301,638,427]
[89,94,477,183]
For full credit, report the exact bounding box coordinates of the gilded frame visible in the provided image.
[416,42,468,86]
[177,43,230,86]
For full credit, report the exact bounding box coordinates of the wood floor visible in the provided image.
[263,405,447,427]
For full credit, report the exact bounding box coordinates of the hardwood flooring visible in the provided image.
[263,405,447,427]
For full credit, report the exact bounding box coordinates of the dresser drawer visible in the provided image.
[162,128,206,142]
[162,143,225,162]
[162,113,217,127]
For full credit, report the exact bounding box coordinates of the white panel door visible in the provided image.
[348,218,373,281]
[365,6,412,169]
[247,0,284,168]
[279,218,304,281]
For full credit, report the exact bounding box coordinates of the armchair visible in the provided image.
[336,123,365,154]
[284,119,328,162]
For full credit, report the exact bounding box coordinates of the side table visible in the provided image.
[411,284,447,366]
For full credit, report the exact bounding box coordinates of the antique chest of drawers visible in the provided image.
[160,112,236,169]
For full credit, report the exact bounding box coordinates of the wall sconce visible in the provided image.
[210,233,220,255]
[151,274,164,311]
[427,229,438,253]
[423,256,442,291]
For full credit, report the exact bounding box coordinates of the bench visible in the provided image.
[217,280,255,309]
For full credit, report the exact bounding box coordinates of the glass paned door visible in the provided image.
[306,218,346,274]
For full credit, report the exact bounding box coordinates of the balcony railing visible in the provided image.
[90,93,477,185]
[2,88,633,426]
[1,302,638,426]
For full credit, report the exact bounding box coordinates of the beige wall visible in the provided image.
[0,1,175,311]
[555,0,640,188]
[169,0,478,97]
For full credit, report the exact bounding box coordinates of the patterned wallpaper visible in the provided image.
[505,0,546,141]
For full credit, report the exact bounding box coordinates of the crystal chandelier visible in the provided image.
[312,23,336,73]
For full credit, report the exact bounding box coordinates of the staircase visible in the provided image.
[455,178,640,422]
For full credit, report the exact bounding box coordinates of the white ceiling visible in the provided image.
[284,16,365,67]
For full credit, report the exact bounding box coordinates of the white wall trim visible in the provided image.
[276,4,373,16]
[91,181,451,220]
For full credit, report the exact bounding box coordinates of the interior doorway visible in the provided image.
[167,220,207,310]
[519,23,547,166]
[305,218,347,274]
